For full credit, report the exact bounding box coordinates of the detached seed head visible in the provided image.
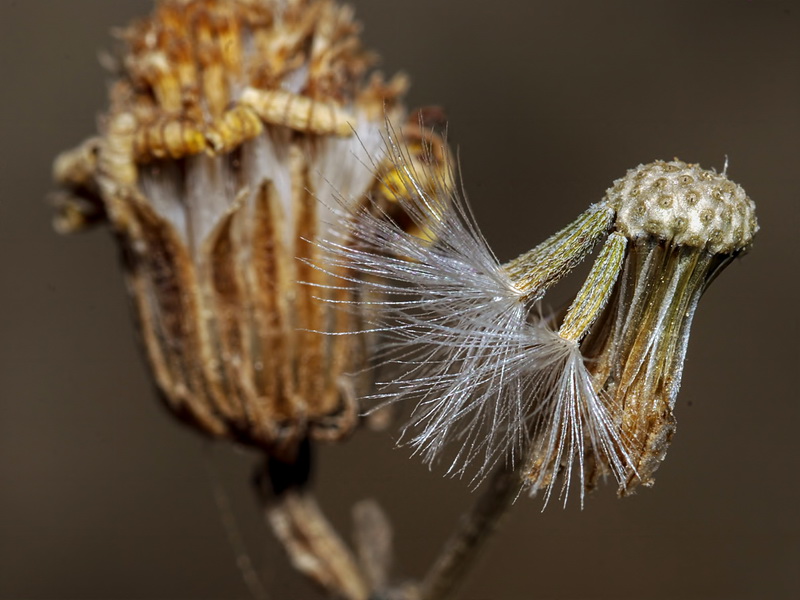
[608,160,758,254]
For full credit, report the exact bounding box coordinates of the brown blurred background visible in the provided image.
[1,1,798,598]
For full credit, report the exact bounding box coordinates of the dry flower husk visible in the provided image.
[52,0,449,457]
[576,161,757,493]
[524,160,758,498]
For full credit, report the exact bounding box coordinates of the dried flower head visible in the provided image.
[52,0,449,457]
[317,136,758,505]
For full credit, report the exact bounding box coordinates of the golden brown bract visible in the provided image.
[52,0,449,458]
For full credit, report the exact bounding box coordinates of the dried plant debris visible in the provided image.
[53,0,759,510]
[317,138,758,506]
[52,0,449,458]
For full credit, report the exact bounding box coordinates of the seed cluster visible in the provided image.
[606,160,758,254]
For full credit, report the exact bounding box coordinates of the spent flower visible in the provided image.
[51,0,448,458]
[317,134,758,505]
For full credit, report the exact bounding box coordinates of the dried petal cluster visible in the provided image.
[53,0,449,456]
[317,145,758,505]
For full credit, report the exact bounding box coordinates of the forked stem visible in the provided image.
[254,440,524,600]
[419,462,525,600]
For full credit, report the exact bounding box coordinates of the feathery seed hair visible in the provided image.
[315,126,758,507]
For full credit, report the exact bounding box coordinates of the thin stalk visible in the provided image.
[419,462,525,600]
[254,440,370,600]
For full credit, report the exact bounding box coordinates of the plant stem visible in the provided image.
[254,439,370,600]
[419,462,524,600]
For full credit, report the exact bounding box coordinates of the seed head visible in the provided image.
[51,0,448,457]
[317,139,758,506]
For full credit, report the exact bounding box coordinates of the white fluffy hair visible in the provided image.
[309,123,633,507]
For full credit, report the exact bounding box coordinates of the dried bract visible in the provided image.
[52,0,448,457]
